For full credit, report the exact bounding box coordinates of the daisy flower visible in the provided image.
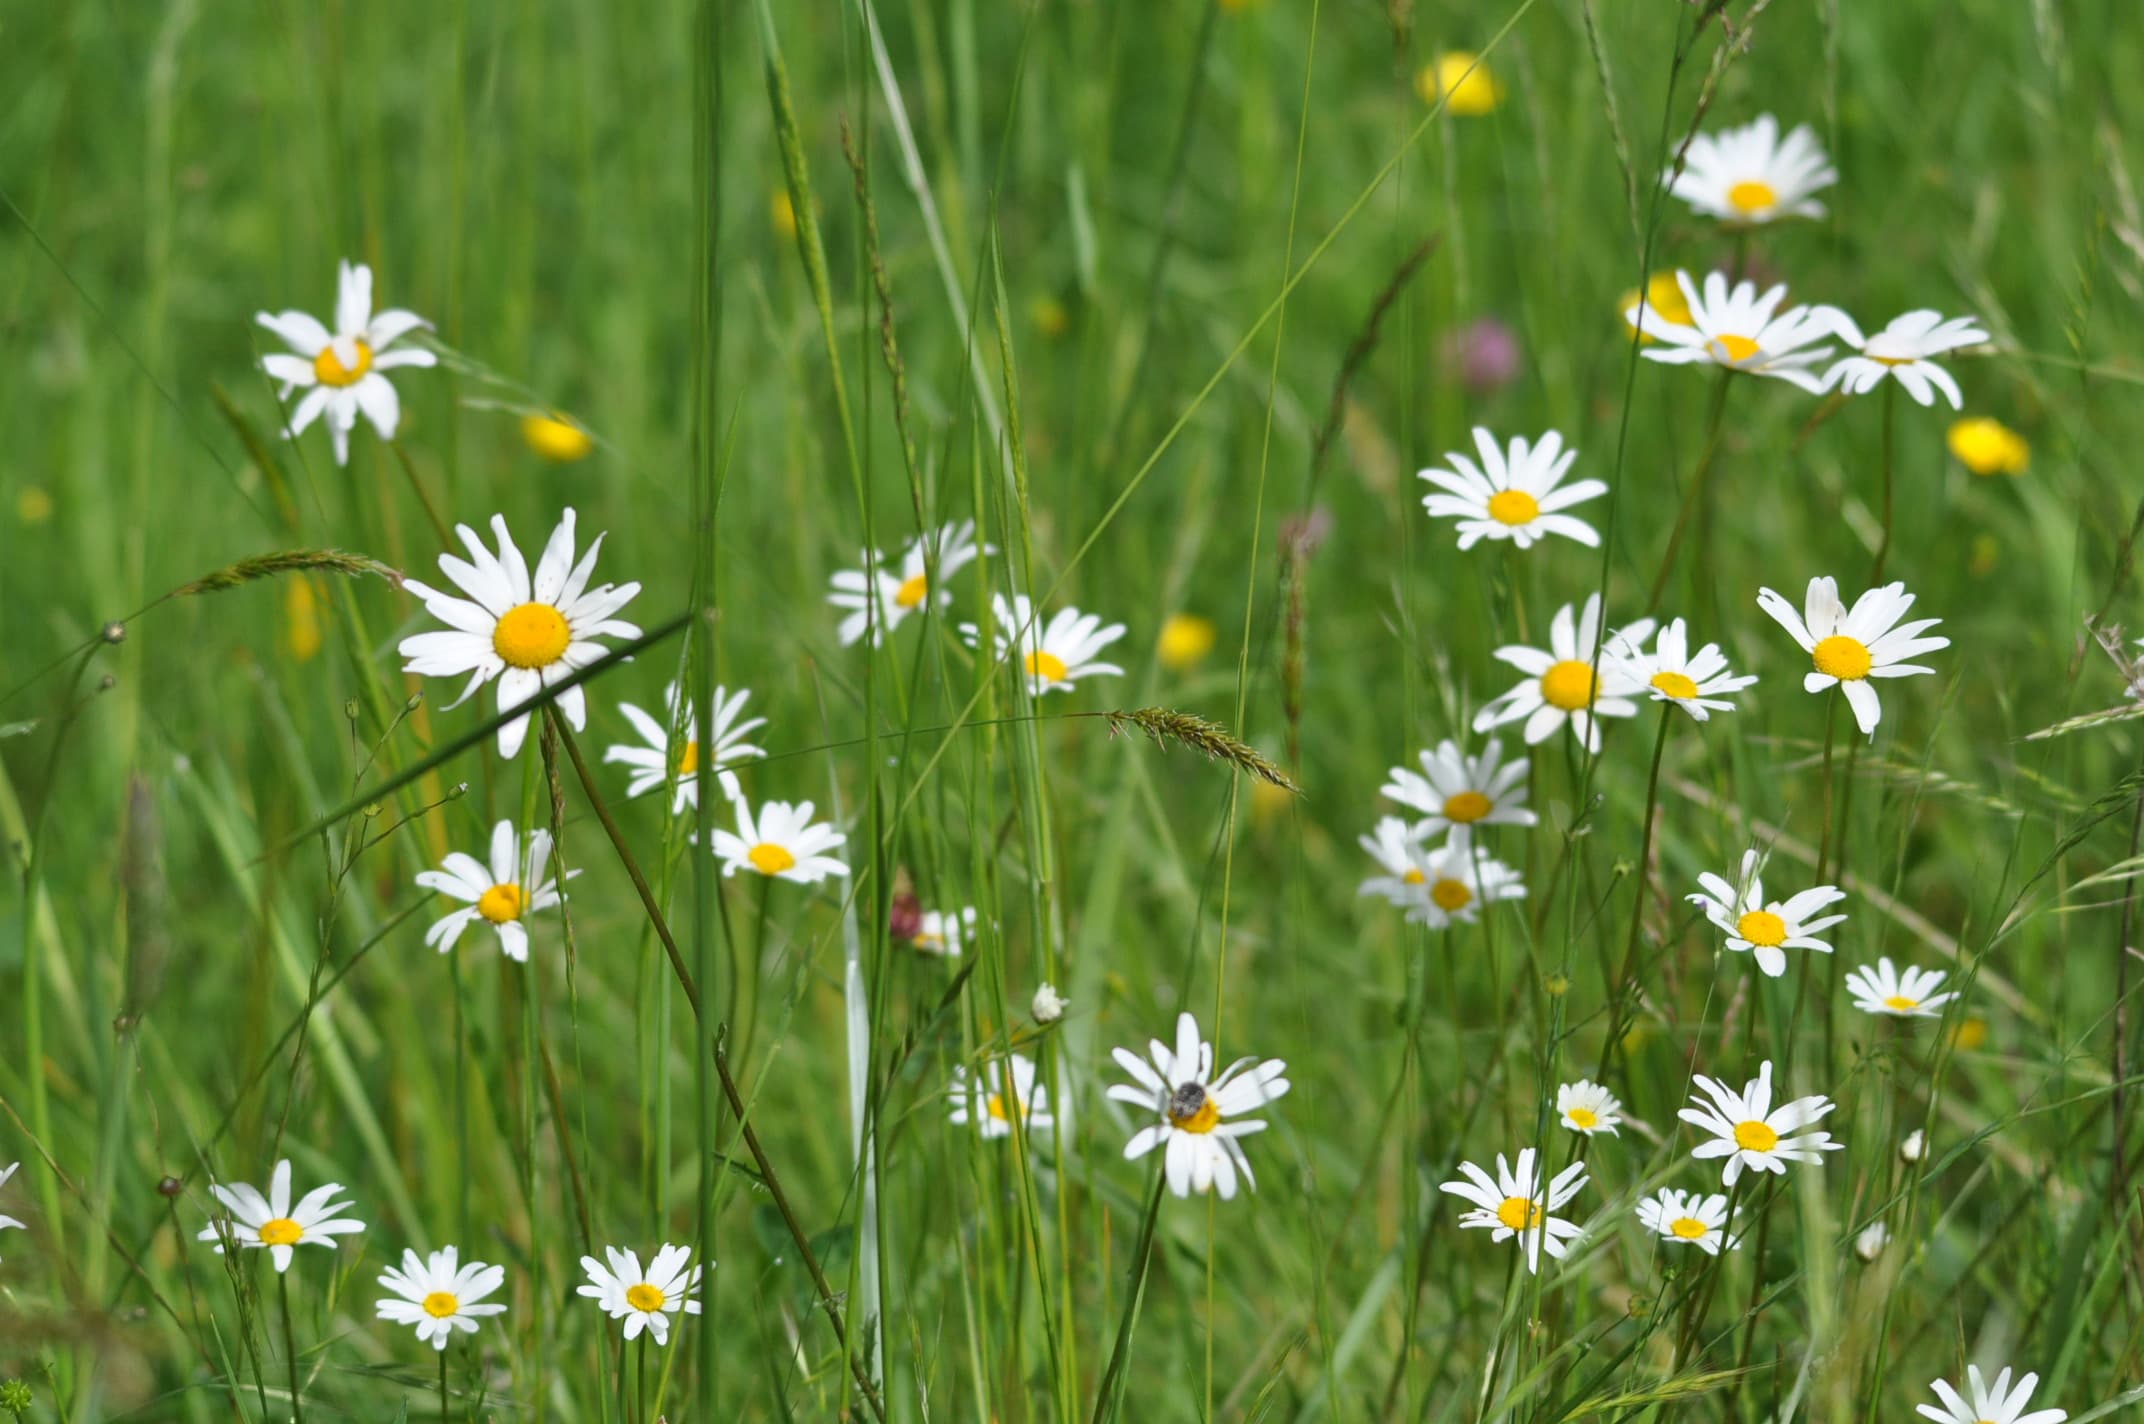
[1607,618,1756,721]
[376,1246,508,1351]
[1666,114,1837,225]
[1918,1367,2067,1424]
[1439,1150,1588,1273]
[708,797,848,884]
[962,594,1127,696]
[1635,1188,1740,1255]
[577,1244,704,1346]
[604,681,766,811]
[0,1162,22,1258]
[827,520,992,647]
[195,1159,364,1273]
[1108,1012,1290,1200]
[948,1053,1053,1139]
[1417,428,1607,551]
[1474,594,1655,753]
[257,260,436,466]
[1854,1220,1891,1262]
[1624,271,1849,392]
[1844,957,1957,1019]
[1680,1060,1841,1186]
[1358,822,1524,928]
[911,906,978,957]
[1557,1080,1627,1136]
[1687,849,1846,978]
[398,509,643,759]
[1756,576,1950,737]
[1379,737,1535,838]
[1824,310,1989,409]
[416,819,576,963]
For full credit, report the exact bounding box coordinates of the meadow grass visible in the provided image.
[3,0,2144,1420]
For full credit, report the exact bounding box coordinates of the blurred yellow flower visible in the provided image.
[1968,533,1998,578]
[1620,273,1693,344]
[283,576,324,663]
[1947,417,2028,477]
[16,485,53,524]
[1157,613,1216,669]
[1250,775,1293,828]
[772,190,798,240]
[1031,295,1070,340]
[522,411,595,463]
[1417,52,1501,117]
[1949,1015,1989,1051]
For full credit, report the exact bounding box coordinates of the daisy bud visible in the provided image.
[101,621,127,644]
[1854,1220,1890,1262]
[157,1175,183,1197]
[1032,982,1067,1024]
[1900,1129,1925,1163]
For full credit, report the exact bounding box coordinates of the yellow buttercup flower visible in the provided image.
[1947,417,2028,477]
[1418,52,1501,117]
[1157,613,1216,669]
[1620,272,1693,344]
[521,411,595,463]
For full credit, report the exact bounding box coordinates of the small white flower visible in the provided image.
[1474,594,1655,753]
[1607,618,1757,721]
[0,1162,23,1259]
[1666,114,1837,226]
[417,820,577,963]
[1844,957,1958,1019]
[1379,737,1535,839]
[1557,1080,1627,1137]
[1918,1366,2067,1424]
[1109,1012,1289,1200]
[1439,1149,1588,1274]
[397,509,643,758]
[1680,1060,1842,1187]
[1824,311,1989,409]
[604,682,766,811]
[577,1244,705,1346]
[1757,576,1949,737]
[708,798,848,884]
[376,1246,508,1350]
[1032,982,1068,1023]
[1900,1129,1926,1163]
[1418,427,1606,551]
[912,906,979,958]
[962,594,1127,696]
[1625,271,1849,392]
[257,260,437,465]
[828,521,992,647]
[196,1159,365,1274]
[948,1054,1053,1139]
[1635,1188,1740,1255]
[1854,1220,1891,1262]
[1687,848,1846,978]
[1358,823,1524,929]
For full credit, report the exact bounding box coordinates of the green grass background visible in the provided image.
[4,0,2144,1420]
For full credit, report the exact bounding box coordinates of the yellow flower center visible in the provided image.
[1651,670,1700,700]
[521,411,594,462]
[1566,1107,1599,1129]
[1812,634,1873,681]
[1736,909,1788,947]
[1430,878,1473,912]
[747,842,797,876]
[1442,790,1493,823]
[625,1282,667,1313]
[1727,179,1778,215]
[986,1093,1012,1122]
[1733,1119,1780,1153]
[1167,1083,1222,1134]
[422,1291,461,1319]
[1669,1216,1709,1240]
[1711,332,1763,364]
[313,340,374,387]
[1496,1196,1544,1231]
[895,573,930,610]
[1402,868,1427,885]
[478,883,524,924]
[676,740,700,776]
[1024,650,1070,684]
[1486,489,1540,526]
[1883,994,1920,1012]
[1540,660,1595,711]
[258,1218,304,1247]
[492,602,572,669]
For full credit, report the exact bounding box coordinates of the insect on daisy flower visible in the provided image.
[1666,114,1837,226]
[1358,822,1524,928]
[1474,594,1655,753]
[1417,427,1607,551]
[1607,618,1757,721]
[195,1159,364,1273]
[827,520,992,647]
[1844,957,1958,1019]
[1687,848,1846,978]
[604,681,766,812]
[1918,1366,2068,1424]
[910,905,978,957]
[948,1053,1054,1138]
[1380,736,1536,838]
[1624,271,1849,392]
[577,1245,705,1346]
[257,259,437,466]
[376,1246,508,1350]
[1636,1188,1740,1255]
[1824,310,1989,409]
[1680,1059,1842,1186]
[1756,576,1950,737]
[1439,1150,1588,1274]
[1109,1012,1289,1200]
[962,593,1128,696]
[708,797,848,884]
[1557,1080,1627,1136]
[398,509,643,758]
[417,819,577,963]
